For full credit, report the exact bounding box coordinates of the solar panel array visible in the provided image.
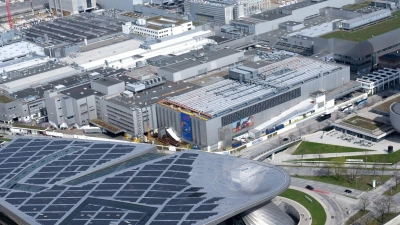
[165,57,342,116]
[0,138,290,225]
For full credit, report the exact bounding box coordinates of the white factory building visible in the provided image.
[122,16,193,39]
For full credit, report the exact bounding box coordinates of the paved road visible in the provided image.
[281,166,398,177]
[240,111,339,159]
[290,176,400,225]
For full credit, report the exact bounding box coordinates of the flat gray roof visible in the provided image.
[0,138,290,225]
[12,68,125,102]
[92,77,124,87]
[60,84,100,99]
[131,80,202,106]
[159,48,241,73]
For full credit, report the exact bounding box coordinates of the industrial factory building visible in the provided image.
[122,16,193,39]
[157,57,350,150]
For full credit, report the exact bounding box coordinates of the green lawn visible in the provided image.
[345,210,369,225]
[305,150,400,164]
[343,116,385,130]
[343,0,371,10]
[0,95,14,104]
[293,141,371,155]
[0,138,12,142]
[321,12,400,42]
[296,175,391,191]
[384,185,400,196]
[279,189,326,225]
[13,124,45,131]
[373,95,400,113]
[368,213,399,225]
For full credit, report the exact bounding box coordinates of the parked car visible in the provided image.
[305,185,314,190]
[283,138,289,141]
[344,189,352,193]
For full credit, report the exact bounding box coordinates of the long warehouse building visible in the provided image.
[157,56,350,150]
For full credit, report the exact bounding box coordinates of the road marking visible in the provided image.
[314,189,330,194]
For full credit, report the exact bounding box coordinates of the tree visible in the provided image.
[359,214,374,225]
[372,162,378,178]
[331,112,338,121]
[381,161,387,178]
[373,197,387,223]
[306,125,312,134]
[394,172,400,190]
[289,133,295,141]
[317,151,322,167]
[383,195,395,214]
[298,128,304,136]
[332,157,346,181]
[358,196,370,211]
[277,136,284,145]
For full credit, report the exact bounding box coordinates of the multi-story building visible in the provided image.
[49,0,96,16]
[44,84,99,127]
[157,56,350,150]
[122,16,193,39]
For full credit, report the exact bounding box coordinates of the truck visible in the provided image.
[83,127,102,134]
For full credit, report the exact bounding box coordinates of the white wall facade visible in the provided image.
[122,21,193,39]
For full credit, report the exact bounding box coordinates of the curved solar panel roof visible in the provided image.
[0,138,290,225]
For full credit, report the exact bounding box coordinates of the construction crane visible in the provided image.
[5,0,13,29]
[30,0,34,16]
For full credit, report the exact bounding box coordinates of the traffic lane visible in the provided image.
[291,177,364,199]
[319,193,345,225]
[282,166,396,177]
[241,114,333,158]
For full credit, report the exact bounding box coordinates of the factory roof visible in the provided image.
[0,138,290,225]
[280,21,303,26]
[92,77,124,87]
[21,12,123,46]
[134,16,190,30]
[60,84,101,99]
[127,80,202,106]
[159,48,241,73]
[250,9,290,21]
[162,57,342,118]
[288,19,342,38]
[320,11,400,42]
[11,68,125,102]
[206,36,232,45]
[0,41,44,62]
[342,9,391,25]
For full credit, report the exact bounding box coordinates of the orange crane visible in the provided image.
[5,0,13,29]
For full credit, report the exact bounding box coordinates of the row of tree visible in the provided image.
[354,194,397,225]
